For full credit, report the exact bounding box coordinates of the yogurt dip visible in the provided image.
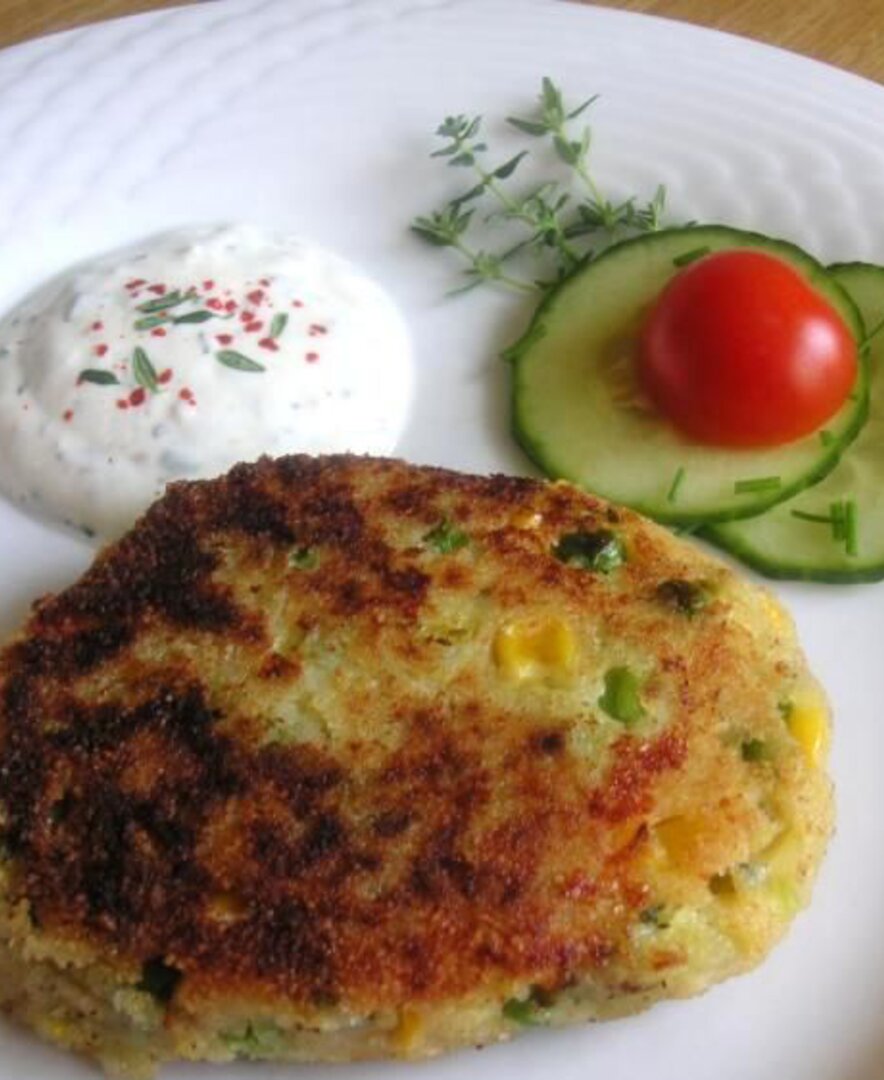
[0,224,413,537]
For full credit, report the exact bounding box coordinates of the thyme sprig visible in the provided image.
[412,77,668,294]
[411,204,534,294]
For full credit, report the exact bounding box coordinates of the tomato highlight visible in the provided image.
[637,250,858,448]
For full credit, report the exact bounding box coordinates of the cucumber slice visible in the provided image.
[705,263,884,583]
[507,226,867,524]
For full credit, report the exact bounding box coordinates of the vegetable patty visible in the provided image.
[0,455,833,1077]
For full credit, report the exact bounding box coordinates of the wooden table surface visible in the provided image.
[0,0,882,84]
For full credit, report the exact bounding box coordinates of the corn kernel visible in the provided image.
[493,617,576,681]
[787,700,828,769]
[761,592,790,634]
[767,875,801,917]
[760,826,797,869]
[206,891,248,923]
[43,1018,72,1043]
[392,1008,424,1053]
[655,815,705,867]
[721,914,764,959]
[512,509,544,530]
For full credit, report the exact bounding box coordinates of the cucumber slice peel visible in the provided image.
[705,263,884,583]
[507,226,868,525]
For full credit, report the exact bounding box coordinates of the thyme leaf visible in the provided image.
[134,314,171,330]
[78,368,119,386]
[132,347,160,393]
[216,349,265,373]
[136,290,187,314]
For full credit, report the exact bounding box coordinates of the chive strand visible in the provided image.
[830,501,846,542]
[666,466,686,504]
[733,476,781,495]
[790,509,834,524]
[844,499,859,557]
[672,246,711,267]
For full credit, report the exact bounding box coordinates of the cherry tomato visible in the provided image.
[637,249,858,447]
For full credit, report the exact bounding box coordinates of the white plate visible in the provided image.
[1,2,883,1078]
